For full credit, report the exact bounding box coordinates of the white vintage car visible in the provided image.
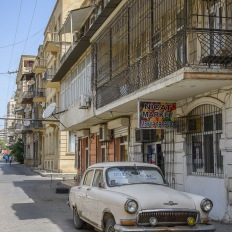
[68,162,215,232]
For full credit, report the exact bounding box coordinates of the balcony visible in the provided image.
[32,121,46,132]
[22,124,33,133]
[15,123,22,133]
[52,0,122,82]
[43,68,59,88]
[21,91,33,104]
[93,0,232,110]
[15,108,25,116]
[44,32,60,54]
[33,58,46,74]
[33,88,46,102]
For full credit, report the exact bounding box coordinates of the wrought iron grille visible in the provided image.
[178,104,224,178]
[137,209,199,226]
[93,0,232,109]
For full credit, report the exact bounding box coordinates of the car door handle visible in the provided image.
[87,188,91,191]
[78,186,82,189]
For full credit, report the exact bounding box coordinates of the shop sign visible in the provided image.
[138,101,176,129]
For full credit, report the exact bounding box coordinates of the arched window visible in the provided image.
[186,104,223,177]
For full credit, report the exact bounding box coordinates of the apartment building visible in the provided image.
[47,0,232,222]
[14,55,38,166]
[41,0,86,172]
[5,97,16,145]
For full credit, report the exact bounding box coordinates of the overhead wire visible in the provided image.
[8,0,22,72]
[5,0,22,120]
[0,28,44,49]
[21,0,38,54]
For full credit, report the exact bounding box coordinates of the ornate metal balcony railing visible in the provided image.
[93,0,232,109]
[32,121,45,130]
[33,88,46,98]
[34,58,46,68]
[44,31,59,43]
[43,68,58,82]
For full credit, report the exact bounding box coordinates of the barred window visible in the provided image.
[186,104,223,178]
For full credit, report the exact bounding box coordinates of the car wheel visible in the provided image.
[73,207,84,229]
[105,218,115,232]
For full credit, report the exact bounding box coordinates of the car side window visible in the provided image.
[83,170,94,186]
[92,170,103,187]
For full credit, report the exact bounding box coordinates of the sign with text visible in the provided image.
[138,101,176,129]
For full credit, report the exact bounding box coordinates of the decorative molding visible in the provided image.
[184,97,224,115]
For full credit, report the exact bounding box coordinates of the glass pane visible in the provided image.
[216,133,223,175]
[106,166,165,187]
[83,170,93,186]
[204,115,213,131]
[92,170,103,187]
[204,134,214,173]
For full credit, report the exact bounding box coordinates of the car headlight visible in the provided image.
[124,199,138,214]
[200,198,213,213]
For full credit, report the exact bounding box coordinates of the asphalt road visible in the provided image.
[0,159,231,232]
[0,159,91,232]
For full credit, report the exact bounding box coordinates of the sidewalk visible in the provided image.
[211,220,232,232]
[30,167,79,188]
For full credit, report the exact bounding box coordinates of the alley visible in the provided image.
[0,159,92,232]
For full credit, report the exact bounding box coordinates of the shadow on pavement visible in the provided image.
[0,160,38,176]
[11,179,82,231]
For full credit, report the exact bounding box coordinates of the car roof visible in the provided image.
[88,162,159,169]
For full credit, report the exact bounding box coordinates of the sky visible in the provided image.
[0,0,56,129]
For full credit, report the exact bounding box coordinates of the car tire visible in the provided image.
[73,207,84,229]
[105,218,115,232]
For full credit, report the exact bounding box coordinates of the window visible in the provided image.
[24,60,34,67]
[69,132,76,152]
[186,105,223,177]
[92,170,103,187]
[83,170,94,186]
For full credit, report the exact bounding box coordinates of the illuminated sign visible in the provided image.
[138,101,176,129]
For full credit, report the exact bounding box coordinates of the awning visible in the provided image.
[60,6,94,34]
[15,108,25,113]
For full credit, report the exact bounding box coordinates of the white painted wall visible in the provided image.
[185,175,227,220]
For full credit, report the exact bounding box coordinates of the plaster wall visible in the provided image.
[185,175,226,221]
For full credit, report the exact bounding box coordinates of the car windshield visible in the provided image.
[106,166,166,187]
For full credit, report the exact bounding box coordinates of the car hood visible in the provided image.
[109,184,196,210]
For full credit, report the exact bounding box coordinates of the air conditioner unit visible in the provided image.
[79,94,90,109]
[41,102,46,108]
[99,124,113,142]
[135,129,155,143]
[176,117,202,134]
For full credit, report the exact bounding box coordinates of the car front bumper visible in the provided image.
[114,224,215,232]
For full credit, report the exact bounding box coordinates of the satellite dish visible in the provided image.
[23,120,30,126]
[24,106,32,113]
[42,102,56,119]
[27,79,35,85]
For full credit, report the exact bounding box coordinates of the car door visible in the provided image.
[85,169,104,225]
[80,169,94,220]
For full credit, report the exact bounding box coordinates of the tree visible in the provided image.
[0,140,6,152]
[10,138,24,164]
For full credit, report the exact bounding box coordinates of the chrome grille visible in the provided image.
[137,209,199,226]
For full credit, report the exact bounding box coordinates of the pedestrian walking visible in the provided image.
[5,155,9,163]
[9,156,12,165]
